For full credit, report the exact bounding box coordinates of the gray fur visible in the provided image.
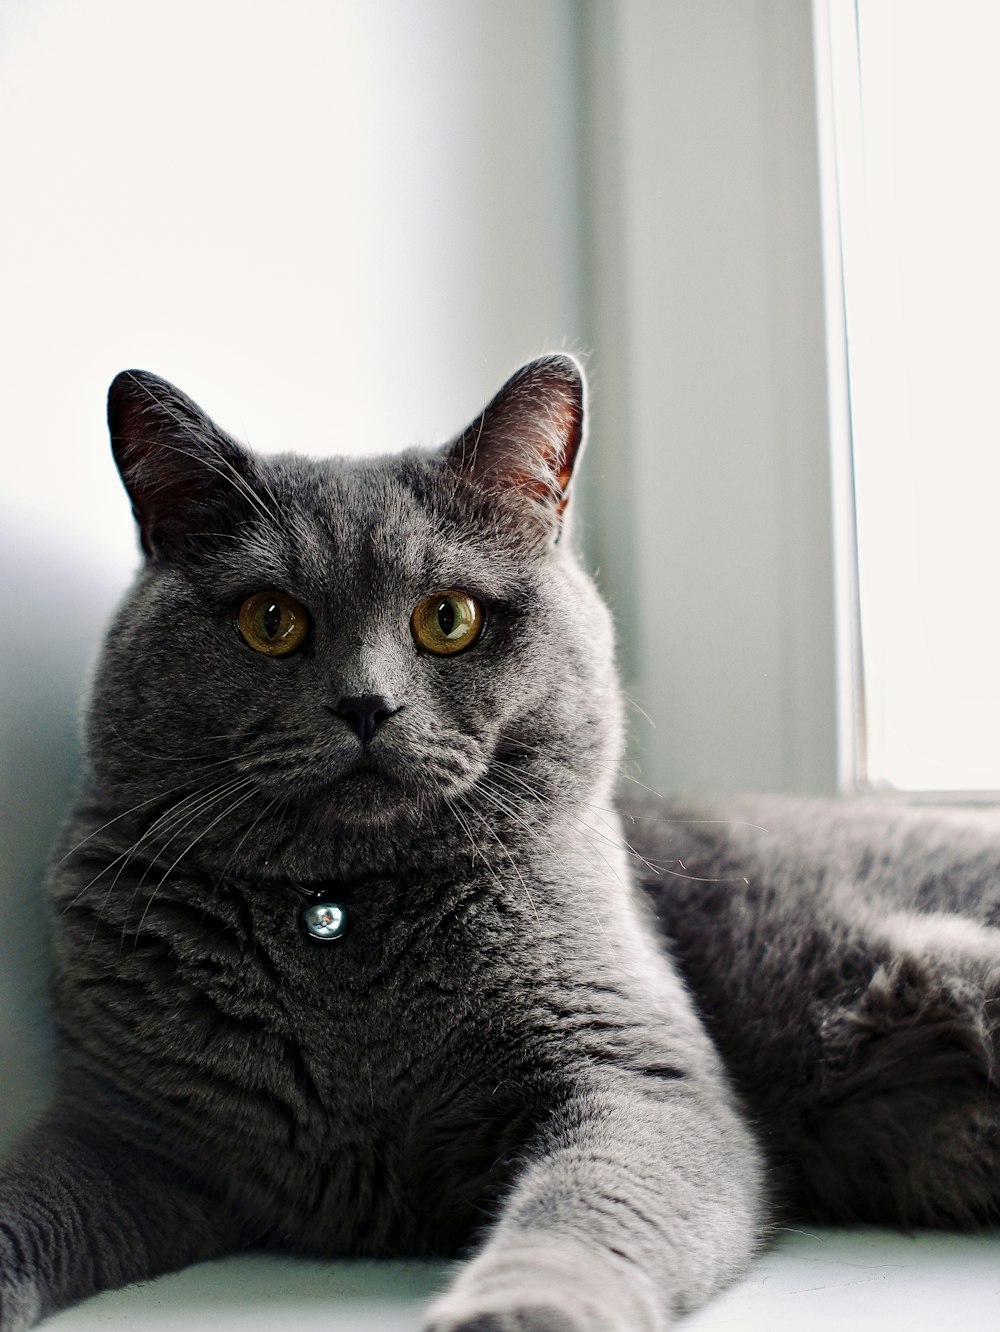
[0,362,997,1330]
[633,796,1000,1231]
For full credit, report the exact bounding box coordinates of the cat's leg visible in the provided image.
[0,1095,246,1331]
[424,1077,762,1332]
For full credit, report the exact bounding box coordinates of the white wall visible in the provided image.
[1,0,584,569]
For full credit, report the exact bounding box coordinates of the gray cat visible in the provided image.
[0,357,997,1331]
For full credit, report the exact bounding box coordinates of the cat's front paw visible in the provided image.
[424,1303,583,1332]
[0,1274,42,1332]
[423,1240,665,1332]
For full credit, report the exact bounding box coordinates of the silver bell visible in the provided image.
[301,901,348,942]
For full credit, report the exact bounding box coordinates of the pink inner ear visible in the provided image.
[447,354,586,526]
[541,392,584,519]
[551,394,582,497]
[507,401,581,513]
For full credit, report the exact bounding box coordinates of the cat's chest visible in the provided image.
[159,878,554,1252]
[240,877,532,1063]
[59,866,616,1254]
[142,874,544,1110]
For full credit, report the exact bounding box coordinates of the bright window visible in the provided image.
[826,0,1000,792]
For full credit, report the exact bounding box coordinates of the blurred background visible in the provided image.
[3,0,1000,1142]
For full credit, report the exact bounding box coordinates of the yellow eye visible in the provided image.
[411,591,484,656]
[236,590,310,657]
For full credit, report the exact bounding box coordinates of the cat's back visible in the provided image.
[624,792,1000,926]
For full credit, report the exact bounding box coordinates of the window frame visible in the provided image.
[578,0,842,798]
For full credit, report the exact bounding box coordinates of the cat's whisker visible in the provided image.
[472,779,557,859]
[492,730,625,778]
[642,862,752,885]
[209,790,286,906]
[620,813,772,835]
[442,793,480,865]
[585,807,672,876]
[128,783,262,949]
[621,693,657,731]
[80,775,260,949]
[106,723,282,761]
[570,814,661,877]
[458,787,541,924]
[57,754,263,867]
[232,424,285,528]
[112,777,260,944]
[477,778,639,961]
[491,735,624,781]
[60,788,195,871]
[490,765,553,808]
[576,800,767,881]
[65,773,255,912]
[451,792,538,922]
[147,431,280,535]
[574,815,741,884]
[482,777,628,916]
[251,461,287,532]
[618,772,665,799]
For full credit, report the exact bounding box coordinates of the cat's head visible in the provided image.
[86,357,622,881]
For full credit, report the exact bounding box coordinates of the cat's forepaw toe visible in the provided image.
[423,1268,663,1332]
[423,1302,584,1332]
[423,1238,666,1332]
[0,1273,42,1332]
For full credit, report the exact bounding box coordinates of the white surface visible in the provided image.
[683,1228,1000,1331]
[45,1228,1000,1330]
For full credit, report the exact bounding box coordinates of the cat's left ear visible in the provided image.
[447,354,586,539]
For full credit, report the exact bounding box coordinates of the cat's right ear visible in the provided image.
[108,370,260,558]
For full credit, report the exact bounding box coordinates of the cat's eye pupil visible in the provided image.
[236,590,309,657]
[262,601,282,640]
[410,589,483,656]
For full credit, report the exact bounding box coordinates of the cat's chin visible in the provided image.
[318,769,417,824]
[287,764,433,832]
[216,790,435,884]
[300,746,486,827]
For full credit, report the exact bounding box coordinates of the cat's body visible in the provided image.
[1,359,998,1330]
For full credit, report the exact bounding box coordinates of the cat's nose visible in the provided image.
[330,694,396,745]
